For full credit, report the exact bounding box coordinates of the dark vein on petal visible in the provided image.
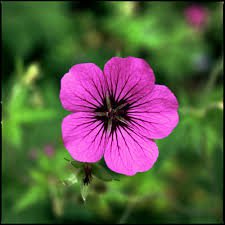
[70,92,99,108]
[80,82,102,106]
[109,66,115,99]
[130,115,172,125]
[90,123,104,144]
[69,119,99,133]
[114,128,128,170]
[113,66,121,101]
[121,126,144,149]
[109,129,114,155]
[123,83,152,104]
[81,121,104,139]
[98,124,107,148]
[90,77,104,103]
[121,126,150,159]
[116,75,130,102]
[117,126,135,162]
[104,71,112,96]
[69,104,96,110]
[120,78,141,102]
[129,98,170,110]
[128,110,173,114]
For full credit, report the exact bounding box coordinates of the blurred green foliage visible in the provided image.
[2,1,223,224]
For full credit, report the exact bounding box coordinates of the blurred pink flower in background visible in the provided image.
[185,4,208,30]
[44,144,55,157]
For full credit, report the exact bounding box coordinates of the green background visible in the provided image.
[2,1,223,224]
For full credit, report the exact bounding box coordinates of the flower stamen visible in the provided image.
[106,95,111,111]
[107,118,112,133]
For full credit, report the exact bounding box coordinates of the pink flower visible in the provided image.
[184,4,208,29]
[44,144,55,157]
[60,57,179,176]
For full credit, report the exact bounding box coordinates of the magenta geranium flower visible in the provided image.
[60,57,179,176]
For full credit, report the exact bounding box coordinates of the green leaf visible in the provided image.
[2,119,22,148]
[8,83,28,113]
[14,186,44,212]
[92,164,119,182]
[30,170,46,185]
[64,158,84,169]
[80,183,89,202]
[71,161,84,169]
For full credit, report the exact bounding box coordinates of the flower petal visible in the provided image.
[62,112,106,162]
[103,57,155,102]
[104,127,159,176]
[128,85,179,139]
[60,63,106,112]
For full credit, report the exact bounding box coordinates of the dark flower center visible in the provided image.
[95,95,130,134]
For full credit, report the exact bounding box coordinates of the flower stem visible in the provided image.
[203,58,223,97]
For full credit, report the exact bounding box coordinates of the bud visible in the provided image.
[83,164,93,185]
[80,183,89,202]
[23,63,40,86]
